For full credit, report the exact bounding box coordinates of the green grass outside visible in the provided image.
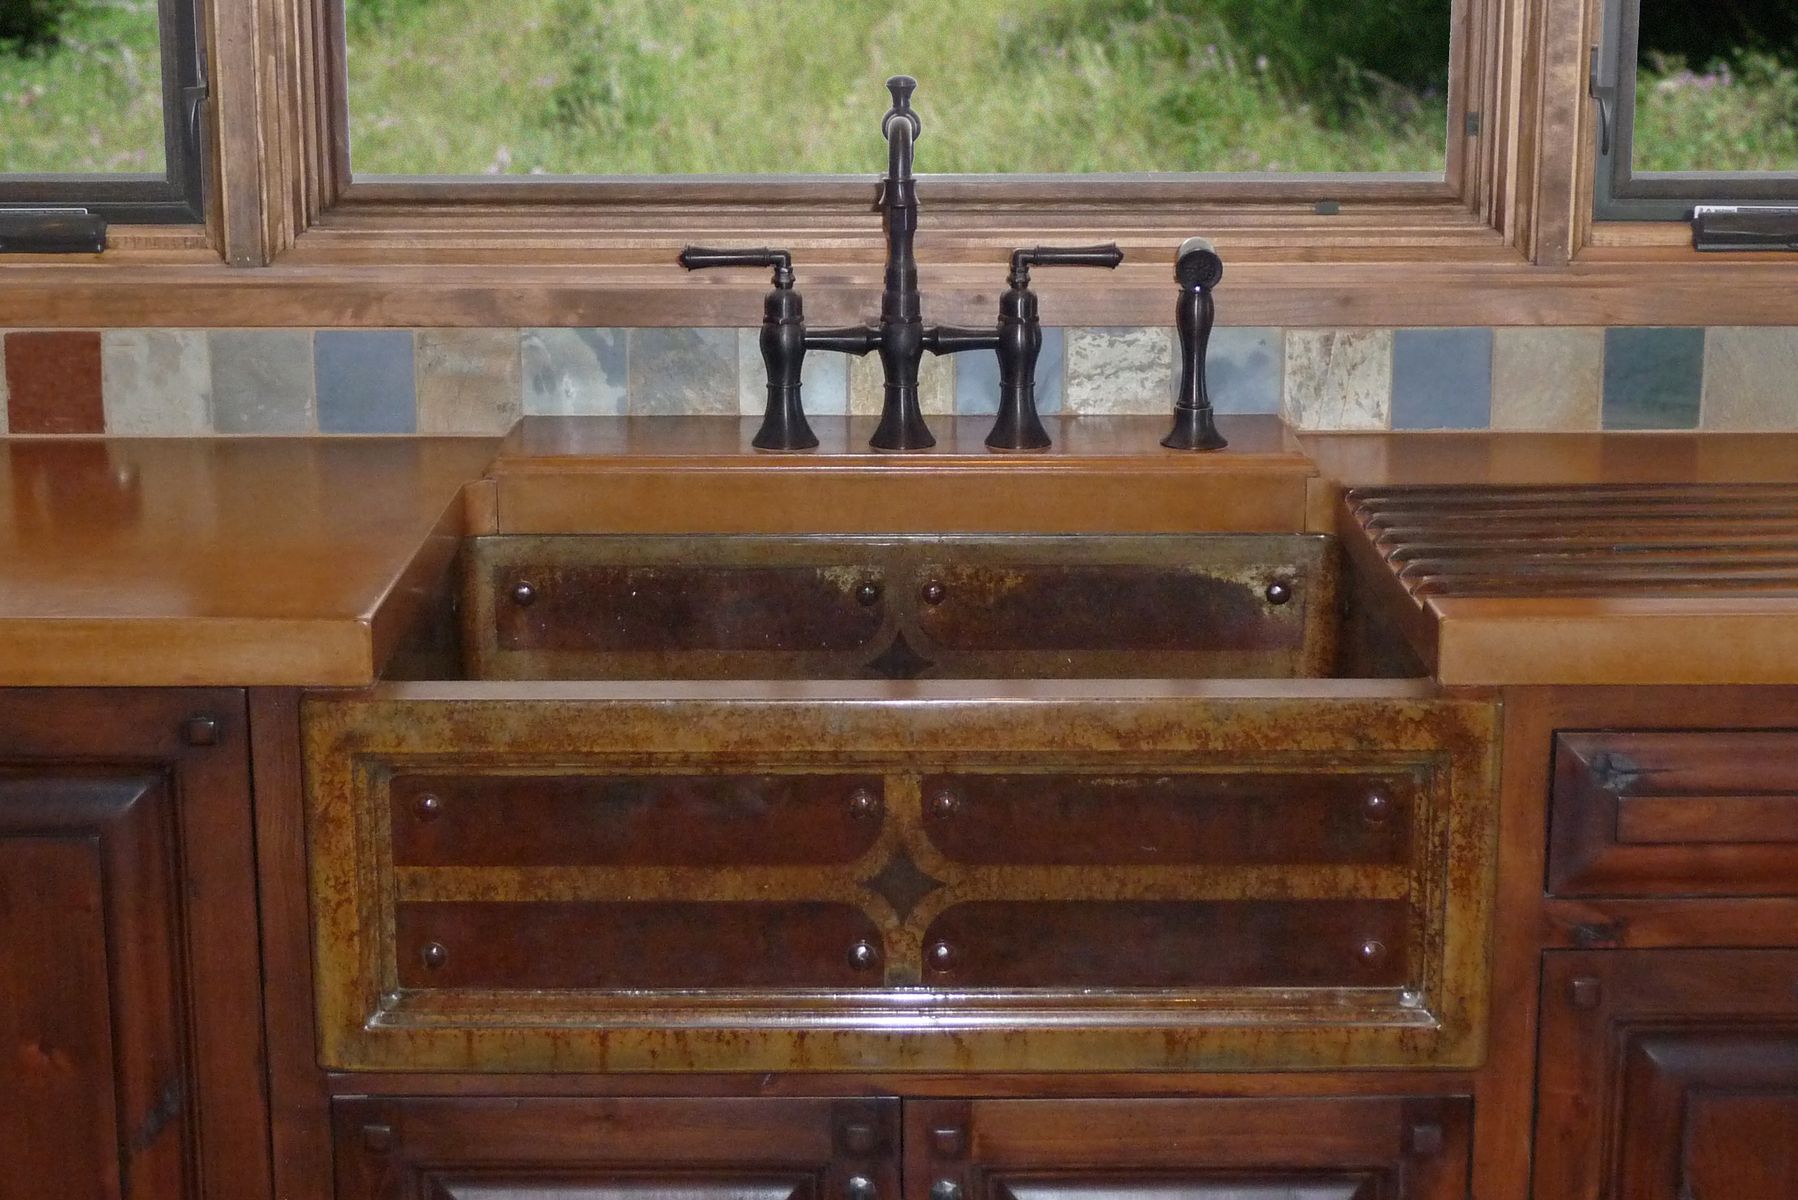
[2,0,1794,179]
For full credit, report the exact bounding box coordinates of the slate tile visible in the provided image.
[1491,328,1604,430]
[954,328,1066,417]
[1391,328,1493,430]
[101,330,211,434]
[850,350,954,416]
[1064,327,1173,415]
[1206,327,1283,415]
[209,330,314,434]
[316,330,417,434]
[1282,330,1392,431]
[1702,327,1798,430]
[1603,327,1704,430]
[4,331,104,434]
[417,329,522,434]
[521,328,628,416]
[628,328,737,415]
[736,329,850,416]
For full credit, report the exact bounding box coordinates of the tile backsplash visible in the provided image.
[0,324,1789,436]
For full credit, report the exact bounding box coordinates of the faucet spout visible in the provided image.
[869,74,933,451]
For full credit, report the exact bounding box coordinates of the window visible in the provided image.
[1592,0,1798,220]
[0,0,207,224]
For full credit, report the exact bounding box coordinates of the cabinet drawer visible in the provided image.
[1549,730,1798,896]
[333,1096,896,1200]
[908,1095,1472,1200]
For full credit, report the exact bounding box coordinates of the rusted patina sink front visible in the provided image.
[455,533,1346,682]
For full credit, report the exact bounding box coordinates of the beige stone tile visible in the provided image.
[1491,328,1603,430]
[1282,330,1392,431]
[1063,327,1174,415]
[101,330,212,435]
[849,351,954,416]
[417,329,522,434]
[522,328,627,416]
[1703,327,1798,431]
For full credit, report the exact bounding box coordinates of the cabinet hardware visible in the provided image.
[1265,580,1293,606]
[511,581,539,607]
[415,793,443,820]
[846,1175,878,1200]
[926,940,955,971]
[930,1180,963,1200]
[181,715,220,747]
[856,581,882,607]
[1357,939,1388,966]
[929,789,960,817]
[921,580,947,606]
[421,942,448,970]
[929,1126,968,1158]
[1362,790,1392,823]
[847,940,882,972]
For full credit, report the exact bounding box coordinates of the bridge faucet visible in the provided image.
[681,77,1125,453]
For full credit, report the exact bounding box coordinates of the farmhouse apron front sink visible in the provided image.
[302,532,1499,1075]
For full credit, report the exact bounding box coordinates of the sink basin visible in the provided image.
[389,532,1424,683]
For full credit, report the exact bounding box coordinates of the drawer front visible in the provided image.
[1549,730,1798,896]
[465,534,1336,681]
[305,690,1498,1073]
[391,773,884,867]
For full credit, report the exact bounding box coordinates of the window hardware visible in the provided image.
[1465,112,1480,137]
[1587,46,1616,157]
[0,209,108,254]
[1692,206,1798,253]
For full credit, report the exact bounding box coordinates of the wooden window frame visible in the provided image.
[7,0,1798,328]
[0,0,208,224]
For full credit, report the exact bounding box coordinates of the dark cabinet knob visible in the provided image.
[511,581,539,607]
[925,940,955,971]
[929,789,960,817]
[421,942,448,970]
[1265,580,1293,605]
[931,1180,963,1200]
[921,580,947,605]
[846,1176,878,1200]
[848,940,882,972]
[848,787,882,819]
[415,793,444,820]
[856,581,883,607]
[1362,791,1392,823]
[1357,939,1387,966]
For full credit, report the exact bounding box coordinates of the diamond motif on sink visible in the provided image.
[866,631,935,680]
[862,846,944,920]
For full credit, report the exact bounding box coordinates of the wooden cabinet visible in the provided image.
[332,1097,899,1200]
[1535,950,1798,1200]
[0,689,268,1200]
[905,1097,1472,1200]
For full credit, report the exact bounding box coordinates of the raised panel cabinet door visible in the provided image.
[1535,950,1798,1200]
[332,1096,899,1200]
[904,1097,1471,1200]
[0,689,266,1200]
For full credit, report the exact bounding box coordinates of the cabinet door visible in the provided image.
[906,1097,1470,1200]
[0,689,265,1200]
[333,1096,899,1200]
[1536,950,1798,1200]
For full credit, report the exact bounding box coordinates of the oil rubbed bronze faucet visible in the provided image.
[681,76,1124,453]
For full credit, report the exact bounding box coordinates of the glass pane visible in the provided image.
[0,0,168,175]
[345,0,1453,177]
[1633,0,1798,172]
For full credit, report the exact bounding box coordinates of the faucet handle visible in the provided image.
[1008,244,1124,286]
[679,246,795,287]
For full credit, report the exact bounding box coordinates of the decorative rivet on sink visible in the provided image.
[1362,791,1392,823]
[849,787,882,819]
[856,581,883,607]
[416,793,444,820]
[925,940,955,971]
[1265,580,1294,606]
[1357,938,1387,965]
[930,789,960,817]
[848,940,882,972]
[421,942,448,970]
[921,580,947,605]
[511,580,539,607]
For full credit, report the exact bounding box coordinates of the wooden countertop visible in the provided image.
[1306,433,1798,686]
[0,439,497,686]
[8,424,1798,689]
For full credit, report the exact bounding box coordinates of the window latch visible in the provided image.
[0,209,108,254]
[183,79,209,150]
[1588,46,1617,157]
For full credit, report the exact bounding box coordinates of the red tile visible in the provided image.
[5,331,105,434]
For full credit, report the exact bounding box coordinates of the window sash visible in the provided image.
[0,0,208,224]
[1593,0,1798,222]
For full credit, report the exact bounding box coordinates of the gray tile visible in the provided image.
[1064,327,1173,415]
[1282,330,1392,431]
[1703,327,1798,430]
[1390,328,1493,430]
[316,330,417,434]
[954,328,1066,416]
[209,330,314,434]
[1206,327,1282,415]
[1492,328,1604,430]
[850,351,954,416]
[417,329,521,434]
[628,328,737,415]
[102,330,212,435]
[522,328,627,416]
[1603,327,1704,430]
[736,329,849,416]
